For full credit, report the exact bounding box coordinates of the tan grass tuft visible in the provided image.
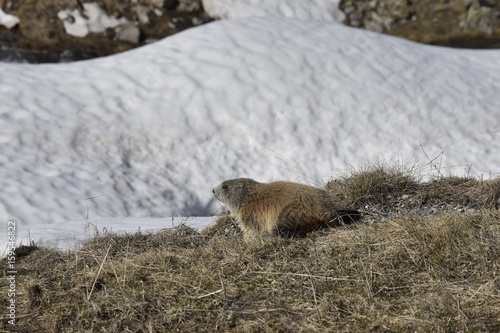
[325,164,420,207]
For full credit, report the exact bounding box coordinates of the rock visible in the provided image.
[344,6,356,15]
[164,0,180,10]
[464,3,495,33]
[115,23,140,44]
[177,0,201,12]
[134,5,151,25]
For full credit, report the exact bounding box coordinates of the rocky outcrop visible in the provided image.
[0,0,211,62]
[340,0,500,48]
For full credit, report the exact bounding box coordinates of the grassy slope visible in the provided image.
[1,167,500,332]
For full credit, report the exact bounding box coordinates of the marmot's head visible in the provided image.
[213,178,259,212]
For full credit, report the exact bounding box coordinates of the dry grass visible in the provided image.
[326,165,500,214]
[325,165,421,207]
[2,166,500,332]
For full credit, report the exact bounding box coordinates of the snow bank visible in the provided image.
[0,8,19,29]
[202,0,344,22]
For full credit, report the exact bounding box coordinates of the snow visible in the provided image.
[0,8,20,29]
[2,2,500,253]
[201,0,344,22]
[7,217,214,253]
[57,2,130,38]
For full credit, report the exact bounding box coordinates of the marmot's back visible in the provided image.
[213,178,361,237]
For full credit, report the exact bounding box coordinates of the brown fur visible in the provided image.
[213,178,361,238]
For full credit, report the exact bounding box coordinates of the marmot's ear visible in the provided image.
[234,183,247,199]
[234,184,244,194]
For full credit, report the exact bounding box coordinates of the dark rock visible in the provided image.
[164,0,180,10]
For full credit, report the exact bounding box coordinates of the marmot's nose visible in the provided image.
[212,188,215,194]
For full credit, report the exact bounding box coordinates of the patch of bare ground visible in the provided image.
[1,166,499,332]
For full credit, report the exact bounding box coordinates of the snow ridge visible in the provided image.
[202,0,344,22]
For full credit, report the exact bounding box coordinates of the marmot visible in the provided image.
[212,178,361,238]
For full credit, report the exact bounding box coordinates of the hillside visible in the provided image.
[2,168,499,332]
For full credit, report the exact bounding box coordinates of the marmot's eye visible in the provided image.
[222,184,228,190]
